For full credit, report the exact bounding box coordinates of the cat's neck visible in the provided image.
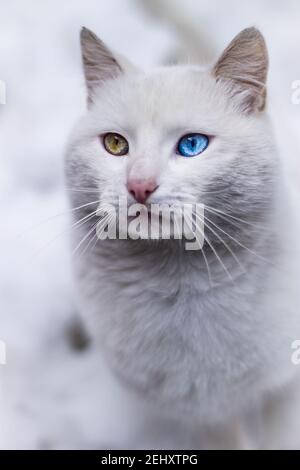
[86,233,275,298]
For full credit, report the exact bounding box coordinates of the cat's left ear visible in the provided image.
[80,27,138,105]
[213,27,268,113]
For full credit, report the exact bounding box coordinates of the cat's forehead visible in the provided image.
[93,66,230,129]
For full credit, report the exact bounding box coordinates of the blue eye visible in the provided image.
[177,133,209,157]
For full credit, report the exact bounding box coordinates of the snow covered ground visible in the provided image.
[0,0,300,449]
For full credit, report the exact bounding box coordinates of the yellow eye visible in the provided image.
[102,133,129,156]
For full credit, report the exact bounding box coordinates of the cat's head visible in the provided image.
[66,27,278,246]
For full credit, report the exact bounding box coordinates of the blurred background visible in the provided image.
[0,0,300,449]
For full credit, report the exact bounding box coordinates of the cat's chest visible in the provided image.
[77,243,294,421]
[79,240,255,328]
[92,258,267,419]
[81,244,259,361]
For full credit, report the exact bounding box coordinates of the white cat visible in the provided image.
[65,26,300,449]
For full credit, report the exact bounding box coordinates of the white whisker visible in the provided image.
[184,213,213,287]
[203,208,279,269]
[65,187,100,194]
[72,220,99,258]
[77,211,115,259]
[17,199,101,239]
[195,212,246,274]
[204,204,269,230]
[185,213,235,285]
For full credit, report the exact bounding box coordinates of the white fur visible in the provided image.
[65,29,300,448]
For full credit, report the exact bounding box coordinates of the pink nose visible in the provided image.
[127,178,158,204]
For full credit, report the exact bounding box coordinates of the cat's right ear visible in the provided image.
[213,27,268,113]
[80,27,134,105]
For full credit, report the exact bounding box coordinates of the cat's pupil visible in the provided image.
[190,138,196,149]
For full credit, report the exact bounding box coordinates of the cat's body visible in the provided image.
[65,26,300,448]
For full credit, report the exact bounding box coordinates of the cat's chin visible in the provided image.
[119,211,185,241]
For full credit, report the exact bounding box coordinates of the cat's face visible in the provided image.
[67,27,278,243]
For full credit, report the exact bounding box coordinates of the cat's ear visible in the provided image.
[213,27,268,113]
[80,27,136,105]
